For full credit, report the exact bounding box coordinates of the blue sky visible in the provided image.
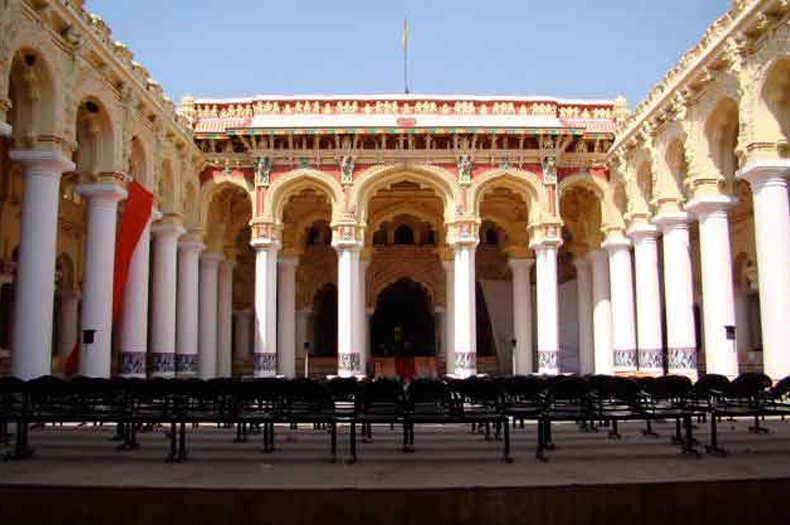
[86,0,729,107]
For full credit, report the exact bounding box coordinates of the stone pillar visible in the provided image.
[198,253,222,379]
[150,221,184,377]
[217,259,235,378]
[252,242,278,377]
[738,161,790,379]
[442,259,455,376]
[57,291,80,357]
[357,258,370,375]
[336,246,361,377]
[687,197,738,378]
[453,243,477,377]
[533,243,560,374]
[296,309,312,376]
[234,309,253,361]
[509,257,534,375]
[588,249,613,375]
[176,240,203,377]
[603,233,637,374]
[118,211,156,378]
[629,224,664,375]
[278,256,298,378]
[573,258,594,375]
[76,182,128,378]
[654,214,697,378]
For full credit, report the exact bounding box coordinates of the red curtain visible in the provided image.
[65,181,153,376]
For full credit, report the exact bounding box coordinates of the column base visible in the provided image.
[149,352,175,378]
[119,351,146,378]
[668,347,698,379]
[638,348,664,375]
[537,349,559,375]
[613,348,637,373]
[0,121,11,137]
[175,354,198,377]
[453,351,477,378]
[338,352,361,377]
[254,353,278,378]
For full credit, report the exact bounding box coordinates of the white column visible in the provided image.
[150,222,184,377]
[533,243,560,374]
[453,243,477,377]
[118,211,155,378]
[217,259,235,378]
[738,161,790,379]
[176,241,203,377]
[57,291,80,357]
[233,309,253,360]
[278,256,298,378]
[509,258,534,375]
[198,253,222,379]
[296,309,312,375]
[76,183,128,378]
[629,224,664,375]
[252,243,278,377]
[603,234,637,374]
[336,246,361,377]
[357,258,370,375]
[442,259,455,376]
[654,214,697,378]
[574,258,594,375]
[0,121,11,137]
[687,197,738,378]
[588,249,613,375]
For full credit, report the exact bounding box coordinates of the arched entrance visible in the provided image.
[371,278,434,358]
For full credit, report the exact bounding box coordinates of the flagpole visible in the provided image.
[403,18,409,94]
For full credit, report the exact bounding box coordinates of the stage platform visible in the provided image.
[1,419,789,524]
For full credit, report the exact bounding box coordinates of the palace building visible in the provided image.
[1,0,790,383]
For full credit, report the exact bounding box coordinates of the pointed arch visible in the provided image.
[265,168,343,224]
[559,172,623,229]
[468,168,547,224]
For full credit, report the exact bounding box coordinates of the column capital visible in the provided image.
[653,211,689,230]
[602,231,631,252]
[528,221,563,250]
[627,222,658,242]
[200,252,224,267]
[331,223,362,251]
[251,237,280,251]
[278,255,299,269]
[220,258,237,272]
[442,258,454,272]
[152,219,186,239]
[685,194,735,219]
[178,240,205,255]
[737,159,790,187]
[0,121,11,137]
[508,257,535,271]
[9,148,75,174]
[75,182,128,204]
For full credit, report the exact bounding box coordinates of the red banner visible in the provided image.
[65,181,153,376]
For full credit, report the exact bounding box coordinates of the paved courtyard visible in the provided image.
[2,418,790,490]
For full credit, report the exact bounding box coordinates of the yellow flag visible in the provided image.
[402,18,408,51]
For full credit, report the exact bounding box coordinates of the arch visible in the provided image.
[198,175,252,232]
[369,266,438,309]
[6,46,58,144]
[129,137,148,185]
[393,224,415,245]
[468,168,547,223]
[265,168,343,224]
[74,97,115,175]
[350,163,460,226]
[371,278,436,357]
[704,96,740,181]
[756,57,790,144]
[558,172,622,229]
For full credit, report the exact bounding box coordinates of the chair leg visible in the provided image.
[536,418,548,462]
[347,422,356,464]
[503,418,512,463]
[166,422,177,462]
[749,414,769,434]
[705,413,726,456]
[608,419,621,440]
[330,422,337,463]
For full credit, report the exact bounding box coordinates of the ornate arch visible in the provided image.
[350,163,460,225]
[558,172,622,229]
[264,168,343,224]
[198,176,252,232]
[368,270,440,311]
[468,168,547,223]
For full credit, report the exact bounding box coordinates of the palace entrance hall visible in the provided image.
[0,0,789,385]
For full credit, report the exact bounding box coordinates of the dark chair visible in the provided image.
[706,372,772,456]
[350,378,406,463]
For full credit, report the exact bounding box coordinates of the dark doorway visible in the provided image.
[371,278,434,357]
[313,283,338,356]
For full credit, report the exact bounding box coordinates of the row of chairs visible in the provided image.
[2,373,789,463]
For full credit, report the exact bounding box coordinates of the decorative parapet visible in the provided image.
[610,0,780,156]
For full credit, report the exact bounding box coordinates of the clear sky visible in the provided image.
[85,0,730,107]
